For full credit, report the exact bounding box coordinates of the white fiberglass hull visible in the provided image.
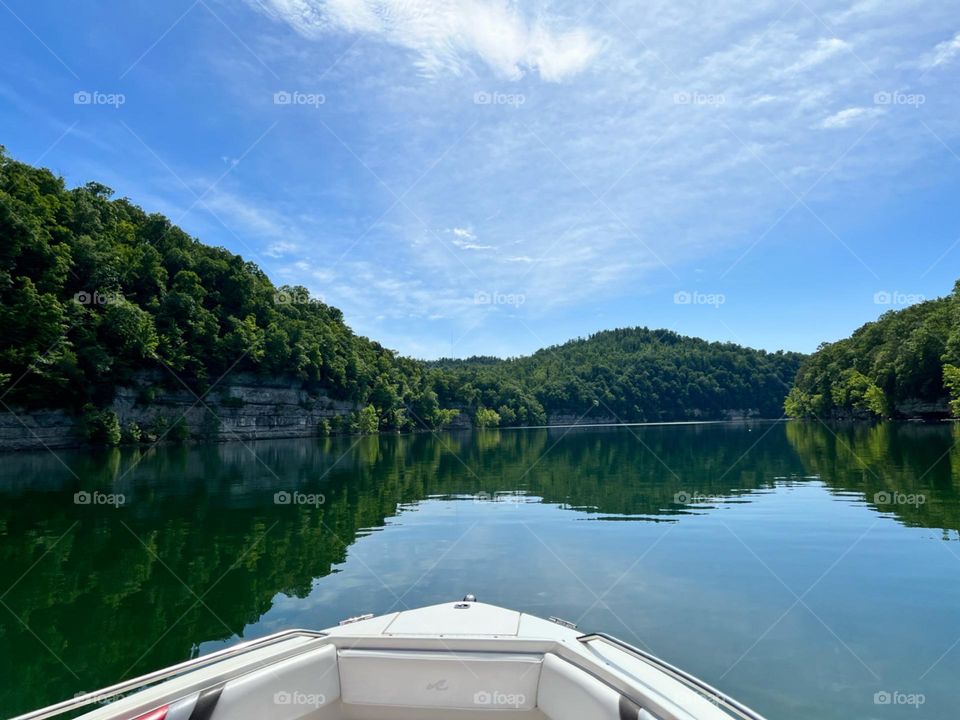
[14,597,767,720]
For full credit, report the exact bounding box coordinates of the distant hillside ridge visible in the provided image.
[428,327,805,423]
[0,146,802,448]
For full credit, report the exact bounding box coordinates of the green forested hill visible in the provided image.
[785,283,960,419]
[430,328,804,424]
[0,147,436,431]
[0,147,802,441]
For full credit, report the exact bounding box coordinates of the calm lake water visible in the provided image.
[2,421,959,719]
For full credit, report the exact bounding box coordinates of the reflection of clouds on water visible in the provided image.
[3,422,960,717]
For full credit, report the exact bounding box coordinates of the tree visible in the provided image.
[474,407,501,428]
[788,288,959,418]
[350,405,379,434]
[0,147,811,440]
[944,365,960,417]
[832,370,886,417]
[80,405,120,445]
[220,314,265,365]
[432,408,461,429]
[102,298,158,361]
[784,387,824,418]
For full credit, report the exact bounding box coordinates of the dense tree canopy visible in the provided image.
[0,148,803,437]
[430,328,804,423]
[0,147,442,430]
[786,282,960,419]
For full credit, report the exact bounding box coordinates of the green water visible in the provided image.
[2,421,959,719]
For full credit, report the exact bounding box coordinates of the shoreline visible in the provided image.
[2,415,953,455]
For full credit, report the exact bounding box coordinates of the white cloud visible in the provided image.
[201,190,292,241]
[264,241,298,257]
[787,38,850,73]
[920,31,960,69]
[192,0,960,355]
[818,106,883,129]
[749,94,780,106]
[449,226,493,250]
[250,0,600,80]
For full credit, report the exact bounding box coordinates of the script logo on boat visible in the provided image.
[473,690,526,708]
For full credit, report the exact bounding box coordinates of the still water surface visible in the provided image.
[2,421,959,718]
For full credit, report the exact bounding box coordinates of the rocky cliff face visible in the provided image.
[0,409,77,451]
[820,398,950,420]
[0,372,360,452]
[893,398,950,419]
[117,371,360,440]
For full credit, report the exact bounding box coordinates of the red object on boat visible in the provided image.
[132,706,168,720]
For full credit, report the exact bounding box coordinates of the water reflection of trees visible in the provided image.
[3,422,959,715]
[785,421,960,532]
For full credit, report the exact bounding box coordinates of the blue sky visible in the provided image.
[1,0,959,359]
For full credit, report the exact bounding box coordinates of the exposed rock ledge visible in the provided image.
[0,372,360,452]
[0,392,776,452]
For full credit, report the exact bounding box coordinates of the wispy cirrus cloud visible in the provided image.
[448,226,493,250]
[24,0,957,357]
[787,37,850,73]
[920,31,960,69]
[818,106,884,129]
[249,0,601,80]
